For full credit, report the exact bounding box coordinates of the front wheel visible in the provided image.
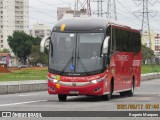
[102,82,113,101]
[58,94,67,101]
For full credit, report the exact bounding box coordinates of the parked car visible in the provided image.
[18,65,28,68]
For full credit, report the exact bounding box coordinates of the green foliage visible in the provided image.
[142,45,155,63]
[30,45,48,65]
[32,37,42,46]
[142,65,160,74]
[0,48,10,53]
[7,31,34,64]
[7,31,42,64]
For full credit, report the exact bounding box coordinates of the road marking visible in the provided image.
[0,100,47,107]
[18,94,39,97]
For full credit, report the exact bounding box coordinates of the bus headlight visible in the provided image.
[48,77,58,83]
[91,75,106,84]
[91,80,98,84]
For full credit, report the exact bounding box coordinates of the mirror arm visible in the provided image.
[40,36,50,52]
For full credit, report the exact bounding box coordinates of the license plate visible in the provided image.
[69,91,79,94]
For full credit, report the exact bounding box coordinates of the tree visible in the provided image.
[7,31,34,64]
[30,45,48,65]
[142,45,155,64]
[0,48,10,53]
[32,37,42,46]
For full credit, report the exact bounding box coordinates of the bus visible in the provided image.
[41,18,142,101]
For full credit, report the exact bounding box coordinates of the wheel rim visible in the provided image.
[109,83,112,98]
[131,83,134,94]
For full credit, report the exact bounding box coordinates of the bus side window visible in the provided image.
[132,33,141,52]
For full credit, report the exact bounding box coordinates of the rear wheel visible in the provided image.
[120,79,134,97]
[127,80,134,97]
[58,94,67,101]
[120,91,127,97]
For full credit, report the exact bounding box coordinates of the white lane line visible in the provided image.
[0,100,47,107]
[18,94,38,97]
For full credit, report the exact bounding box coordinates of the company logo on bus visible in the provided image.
[72,82,76,86]
[116,55,129,61]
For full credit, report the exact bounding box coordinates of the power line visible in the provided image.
[29,6,57,18]
[117,0,141,21]
[106,0,117,20]
[133,0,158,48]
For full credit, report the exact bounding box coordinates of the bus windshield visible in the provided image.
[49,32,104,75]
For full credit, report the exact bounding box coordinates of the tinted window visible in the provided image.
[112,27,141,52]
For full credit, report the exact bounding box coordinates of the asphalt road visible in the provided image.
[0,79,160,120]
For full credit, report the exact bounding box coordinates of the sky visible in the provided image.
[29,0,160,32]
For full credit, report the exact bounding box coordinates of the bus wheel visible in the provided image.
[58,94,67,101]
[120,91,127,97]
[102,82,112,101]
[127,80,134,97]
[120,80,134,97]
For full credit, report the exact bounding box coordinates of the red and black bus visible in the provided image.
[41,18,142,101]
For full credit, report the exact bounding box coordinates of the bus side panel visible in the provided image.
[132,51,142,88]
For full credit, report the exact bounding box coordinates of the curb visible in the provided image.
[0,80,47,94]
[0,73,160,94]
[141,73,160,81]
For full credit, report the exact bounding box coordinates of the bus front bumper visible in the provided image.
[48,80,106,96]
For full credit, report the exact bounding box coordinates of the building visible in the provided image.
[0,0,29,50]
[57,7,72,21]
[155,34,160,56]
[141,30,160,56]
[57,7,89,21]
[30,23,51,39]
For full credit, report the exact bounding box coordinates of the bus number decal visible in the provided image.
[116,55,129,62]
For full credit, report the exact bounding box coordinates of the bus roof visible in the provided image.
[53,17,137,32]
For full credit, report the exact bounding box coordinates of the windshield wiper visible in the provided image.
[77,49,90,76]
[60,49,74,75]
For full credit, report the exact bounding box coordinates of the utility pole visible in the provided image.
[142,0,151,48]
[74,0,91,17]
[106,0,117,20]
[74,0,79,16]
[86,0,92,16]
[133,0,158,48]
[92,0,105,17]
[133,0,158,71]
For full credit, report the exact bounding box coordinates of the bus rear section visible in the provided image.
[41,18,142,101]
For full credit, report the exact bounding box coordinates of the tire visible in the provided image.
[102,82,113,101]
[120,91,127,97]
[127,80,134,97]
[58,94,67,101]
[120,80,134,97]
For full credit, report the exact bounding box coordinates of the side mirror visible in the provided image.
[40,36,50,52]
[103,36,110,54]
